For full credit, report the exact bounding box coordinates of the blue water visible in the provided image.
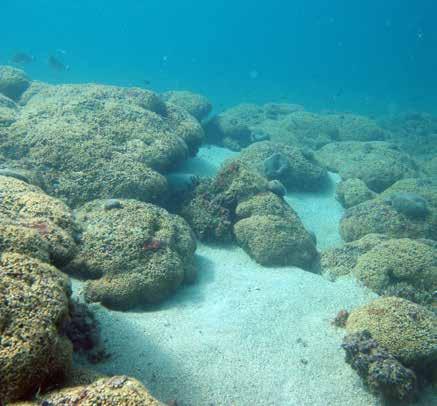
[2,0,436,113]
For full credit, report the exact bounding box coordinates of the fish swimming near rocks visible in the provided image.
[48,55,69,71]
[11,52,34,65]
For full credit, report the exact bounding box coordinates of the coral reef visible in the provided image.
[13,375,164,405]
[335,178,376,208]
[161,90,212,121]
[0,175,77,266]
[0,82,204,206]
[0,65,30,101]
[65,199,196,310]
[234,192,318,269]
[315,141,419,192]
[342,330,417,402]
[346,297,437,368]
[0,252,72,403]
[237,141,327,191]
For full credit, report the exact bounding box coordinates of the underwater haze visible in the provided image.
[0,1,436,405]
[2,0,437,113]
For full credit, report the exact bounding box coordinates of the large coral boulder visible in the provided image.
[66,199,196,310]
[1,83,204,206]
[335,178,377,208]
[234,193,318,269]
[316,141,419,192]
[339,199,435,242]
[353,238,437,296]
[237,141,327,191]
[161,90,212,121]
[14,376,164,405]
[346,297,437,368]
[0,175,77,266]
[0,65,30,101]
[0,252,72,403]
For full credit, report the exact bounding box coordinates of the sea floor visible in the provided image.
[72,146,430,405]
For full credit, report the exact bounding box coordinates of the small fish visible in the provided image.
[11,52,34,65]
[48,55,69,72]
[142,79,152,86]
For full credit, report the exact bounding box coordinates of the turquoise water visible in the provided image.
[2,1,437,113]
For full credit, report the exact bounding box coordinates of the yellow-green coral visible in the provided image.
[346,297,437,367]
[0,252,72,403]
[12,375,163,406]
[66,199,196,310]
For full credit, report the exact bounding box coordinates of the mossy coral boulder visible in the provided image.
[1,83,204,206]
[316,141,419,192]
[346,297,437,368]
[0,93,18,126]
[234,193,318,269]
[66,199,196,310]
[161,90,212,121]
[339,199,435,242]
[353,238,437,296]
[0,65,30,101]
[237,141,327,191]
[0,175,77,265]
[323,113,388,142]
[0,252,72,403]
[13,376,163,405]
[336,178,377,208]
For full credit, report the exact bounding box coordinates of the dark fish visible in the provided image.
[142,79,152,86]
[48,55,69,72]
[11,52,34,64]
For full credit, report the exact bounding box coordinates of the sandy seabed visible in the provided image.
[72,146,431,405]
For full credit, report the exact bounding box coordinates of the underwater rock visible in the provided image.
[23,376,163,405]
[238,141,328,191]
[342,330,417,402]
[103,198,123,210]
[352,238,437,302]
[62,300,108,364]
[0,252,72,403]
[323,112,389,142]
[0,65,30,101]
[267,179,287,197]
[339,199,435,242]
[0,93,18,126]
[250,129,270,142]
[65,199,196,310]
[388,192,429,218]
[316,141,419,192]
[1,83,203,206]
[161,90,212,121]
[346,297,437,368]
[0,175,78,266]
[203,113,253,151]
[263,152,290,179]
[321,234,388,280]
[234,193,318,269]
[335,178,377,208]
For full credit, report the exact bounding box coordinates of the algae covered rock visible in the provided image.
[316,141,419,192]
[346,297,437,368]
[353,238,437,296]
[0,175,78,265]
[234,193,318,269]
[324,113,388,142]
[0,93,18,126]
[342,330,417,402]
[1,83,203,206]
[238,141,327,191]
[16,376,164,405]
[0,252,72,403]
[321,233,388,279]
[339,199,435,242]
[336,178,376,208]
[161,90,212,121]
[66,199,196,310]
[0,65,30,101]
